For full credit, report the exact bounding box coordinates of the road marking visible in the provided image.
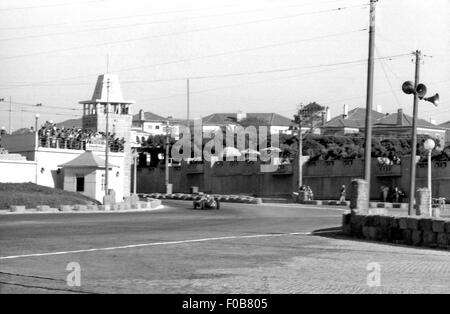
[0,232,311,260]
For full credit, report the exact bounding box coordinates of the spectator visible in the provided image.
[36,121,125,152]
[381,186,389,202]
[306,186,314,201]
[340,185,346,202]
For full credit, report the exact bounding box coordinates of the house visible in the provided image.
[58,151,121,203]
[201,111,294,135]
[439,121,450,146]
[321,106,446,144]
[373,109,447,144]
[320,106,386,135]
[131,110,182,143]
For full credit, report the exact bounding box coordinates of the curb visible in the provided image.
[3,199,162,214]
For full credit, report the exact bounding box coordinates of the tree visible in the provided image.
[294,102,325,132]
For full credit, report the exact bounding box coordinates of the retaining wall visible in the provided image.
[137,157,450,200]
[342,212,450,250]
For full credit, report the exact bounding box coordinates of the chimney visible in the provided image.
[139,109,144,121]
[326,107,331,122]
[397,109,403,126]
[376,105,382,113]
[343,104,349,119]
[237,110,247,122]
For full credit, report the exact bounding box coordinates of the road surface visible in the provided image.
[0,200,449,294]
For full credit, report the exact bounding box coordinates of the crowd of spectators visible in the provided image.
[37,121,125,152]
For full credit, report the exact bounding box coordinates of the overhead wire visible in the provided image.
[0,3,369,60]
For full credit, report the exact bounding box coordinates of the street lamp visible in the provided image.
[424,138,435,216]
[35,114,40,134]
[163,116,173,194]
[35,114,40,184]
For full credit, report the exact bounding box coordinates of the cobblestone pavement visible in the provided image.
[0,201,449,294]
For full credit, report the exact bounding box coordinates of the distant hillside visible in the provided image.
[56,117,82,129]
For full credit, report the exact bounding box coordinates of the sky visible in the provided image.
[0,0,449,131]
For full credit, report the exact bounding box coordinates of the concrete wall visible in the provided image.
[0,159,37,183]
[137,161,297,197]
[2,137,127,202]
[137,157,450,200]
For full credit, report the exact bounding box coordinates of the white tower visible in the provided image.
[79,74,135,198]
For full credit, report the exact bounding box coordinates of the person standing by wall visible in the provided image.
[339,185,346,202]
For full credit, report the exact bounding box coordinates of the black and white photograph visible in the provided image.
[0,0,449,299]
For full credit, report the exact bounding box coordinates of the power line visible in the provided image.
[0,108,82,117]
[139,62,369,103]
[0,0,364,31]
[0,52,410,91]
[0,0,107,12]
[4,100,82,111]
[0,28,371,90]
[0,3,368,60]
[376,46,402,108]
[0,1,368,42]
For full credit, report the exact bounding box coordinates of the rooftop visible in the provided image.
[375,110,445,129]
[323,107,444,130]
[79,73,135,105]
[58,151,118,169]
[202,112,293,126]
[323,108,386,128]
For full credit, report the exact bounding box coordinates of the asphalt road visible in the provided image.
[0,200,449,294]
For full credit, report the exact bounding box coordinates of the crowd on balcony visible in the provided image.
[37,121,125,152]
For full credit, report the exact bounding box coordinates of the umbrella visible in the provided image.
[222,147,242,157]
[240,148,260,155]
[261,147,282,153]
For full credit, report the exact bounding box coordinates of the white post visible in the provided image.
[428,149,432,216]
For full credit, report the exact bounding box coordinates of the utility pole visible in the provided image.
[297,104,304,190]
[133,149,138,195]
[105,78,111,198]
[8,97,12,134]
[165,118,171,194]
[408,50,421,216]
[187,79,190,125]
[363,0,377,204]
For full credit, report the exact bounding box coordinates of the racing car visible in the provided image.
[193,194,220,210]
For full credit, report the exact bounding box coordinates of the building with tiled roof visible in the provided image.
[58,151,117,169]
[321,106,446,143]
[202,111,294,135]
[439,121,450,145]
[372,109,446,143]
[131,110,182,143]
[321,107,386,135]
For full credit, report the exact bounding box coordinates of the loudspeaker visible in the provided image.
[424,93,440,106]
[402,81,415,94]
[416,83,427,99]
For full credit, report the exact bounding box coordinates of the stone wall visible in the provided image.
[342,212,450,250]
